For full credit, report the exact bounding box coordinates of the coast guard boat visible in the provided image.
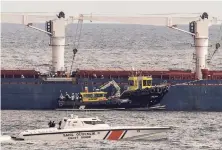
[11,114,172,141]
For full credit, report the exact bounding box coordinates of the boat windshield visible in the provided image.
[83,121,105,125]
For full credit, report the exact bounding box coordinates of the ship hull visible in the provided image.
[1,78,222,111]
[160,85,222,111]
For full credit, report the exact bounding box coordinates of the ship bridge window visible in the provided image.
[83,121,105,125]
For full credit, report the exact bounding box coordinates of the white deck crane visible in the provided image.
[99,80,121,97]
[1,11,83,73]
[79,13,219,80]
[0,11,219,79]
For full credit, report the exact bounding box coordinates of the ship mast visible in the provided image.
[171,13,211,80]
[25,12,66,73]
[1,11,82,73]
[80,12,218,80]
[192,13,210,79]
[169,13,220,79]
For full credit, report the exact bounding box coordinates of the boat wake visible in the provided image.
[0,135,13,142]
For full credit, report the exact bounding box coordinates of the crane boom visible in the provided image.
[0,13,83,25]
[0,13,57,24]
[80,15,200,26]
[1,12,217,26]
[99,80,121,97]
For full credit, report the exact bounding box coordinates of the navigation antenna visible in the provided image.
[70,14,84,74]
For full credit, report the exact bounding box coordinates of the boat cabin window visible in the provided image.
[94,93,105,97]
[129,80,134,86]
[72,121,78,126]
[83,121,105,125]
[83,94,93,98]
[143,80,152,86]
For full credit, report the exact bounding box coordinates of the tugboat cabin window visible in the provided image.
[83,94,93,98]
[83,121,105,125]
[94,93,104,97]
[143,80,152,86]
[129,80,134,86]
[143,80,147,86]
[148,80,151,86]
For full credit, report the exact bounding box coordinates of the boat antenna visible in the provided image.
[131,66,135,77]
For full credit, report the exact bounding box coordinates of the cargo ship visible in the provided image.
[1,11,222,111]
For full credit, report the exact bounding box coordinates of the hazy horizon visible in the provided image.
[1,1,222,19]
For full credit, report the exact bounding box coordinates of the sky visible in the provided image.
[1,1,222,19]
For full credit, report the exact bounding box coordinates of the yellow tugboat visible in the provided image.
[58,75,170,109]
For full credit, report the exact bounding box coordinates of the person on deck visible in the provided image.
[48,121,52,127]
[71,93,75,101]
[65,92,71,100]
[58,121,62,129]
[52,121,55,127]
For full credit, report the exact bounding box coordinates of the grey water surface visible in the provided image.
[1,23,222,72]
[1,111,222,150]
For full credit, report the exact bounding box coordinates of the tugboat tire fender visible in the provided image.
[150,88,155,93]
[157,87,162,94]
